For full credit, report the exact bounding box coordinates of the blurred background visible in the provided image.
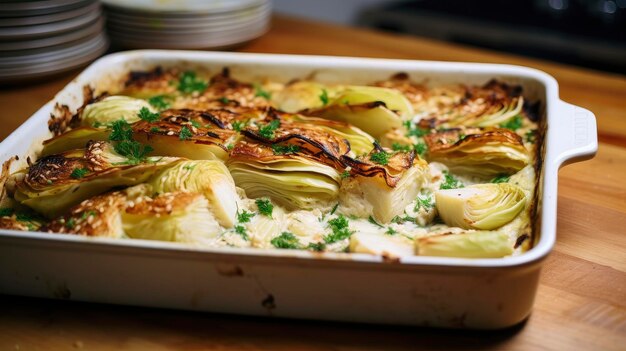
[275,0,626,74]
[0,0,625,85]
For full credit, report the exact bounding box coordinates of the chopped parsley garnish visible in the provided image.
[330,203,339,215]
[219,97,231,104]
[324,215,352,244]
[227,144,234,150]
[109,120,133,141]
[392,214,416,224]
[231,120,247,132]
[368,215,383,228]
[385,227,397,235]
[182,164,196,171]
[70,167,89,179]
[307,242,326,252]
[414,193,434,212]
[391,143,411,152]
[319,89,329,105]
[81,210,97,220]
[190,120,201,128]
[255,198,274,217]
[65,217,76,229]
[178,71,208,94]
[370,150,390,165]
[403,120,429,137]
[491,174,510,183]
[414,141,428,157]
[271,144,300,155]
[179,126,193,140]
[271,232,300,249]
[440,170,464,190]
[500,115,523,131]
[525,129,536,143]
[254,84,272,100]
[458,133,467,142]
[147,95,170,110]
[0,208,14,217]
[257,119,280,139]
[340,170,350,179]
[150,127,161,133]
[235,225,249,240]
[114,140,154,164]
[16,212,36,222]
[237,210,254,223]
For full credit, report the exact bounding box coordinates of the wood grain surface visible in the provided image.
[1,15,625,351]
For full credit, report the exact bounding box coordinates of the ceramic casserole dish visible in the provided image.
[0,50,597,329]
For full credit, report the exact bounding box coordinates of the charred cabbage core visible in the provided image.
[435,183,526,230]
[149,160,239,228]
[122,192,221,245]
[81,96,155,127]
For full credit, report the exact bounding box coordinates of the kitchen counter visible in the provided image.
[0,15,624,351]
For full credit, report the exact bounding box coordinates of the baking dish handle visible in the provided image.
[551,100,598,168]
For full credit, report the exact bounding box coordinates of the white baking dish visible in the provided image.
[0,50,597,329]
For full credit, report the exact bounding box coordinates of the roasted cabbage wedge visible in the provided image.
[435,183,526,230]
[285,114,375,156]
[122,191,221,245]
[302,101,403,138]
[8,141,182,218]
[424,128,529,177]
[81,95,155,127]
[132,113,236,161]
[340,149,429,223]
[276,81,413,117]
[149,160,239,228]
[42,108,237,160]
[275,81,412,138]
[416,80,525,129]
[227,139,341,210]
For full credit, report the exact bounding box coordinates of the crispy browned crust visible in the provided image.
[43,191,126,236]
[48,86,108,136]
[132,114,235,150]
[373,72,429,105]
[159,108,255,130]
[0,156,17,204]
[24,154,89,188]
[416,80,522,129]
[23,141,137,190]
[124,66,178,90]
[122,67,271,109]
[424,128,525,154]
[241,119,351,168]
[0,217,32,231]
[125,191,202,216]
[342,149,417,187]
[301,101,388,117]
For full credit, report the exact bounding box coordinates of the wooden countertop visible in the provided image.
[1,15,625,351]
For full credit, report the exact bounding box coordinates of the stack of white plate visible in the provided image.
[102,0,271,50]
[0,0,108,84]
